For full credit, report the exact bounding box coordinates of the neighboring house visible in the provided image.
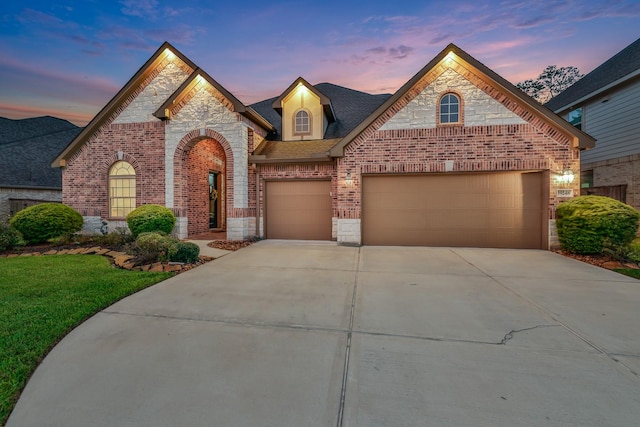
[54,42,593,249]
[546,37,640,208]
[0,116,81,222]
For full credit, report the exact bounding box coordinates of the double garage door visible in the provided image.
[362,172,545,249]
[265,172,545,249]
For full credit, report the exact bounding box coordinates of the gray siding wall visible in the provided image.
[581,80,640,164]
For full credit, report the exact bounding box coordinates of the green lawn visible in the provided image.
[615,268,640,280]
[0,255,172,426]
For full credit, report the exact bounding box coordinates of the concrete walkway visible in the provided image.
[7,241,640,426]
[184,239,232,258]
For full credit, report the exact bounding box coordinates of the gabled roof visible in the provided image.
[331,43,595,157]
[546,38,640,112]
[52,42,273,167]
[153,68,274,131]
[271,77,336,121]
[250,83,390,142]
[52,42,195,167]
[0,116,81,188]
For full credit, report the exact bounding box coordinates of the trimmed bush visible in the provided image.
[556,195,640,254]
[0,223,25,251]
[9,203,83,244]
[126,204,176,237]
[132,232,178,263]
[170,242,200,263]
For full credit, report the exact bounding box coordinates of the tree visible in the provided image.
[516,65,584,104]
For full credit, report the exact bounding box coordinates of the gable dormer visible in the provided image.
[272,77,335,141]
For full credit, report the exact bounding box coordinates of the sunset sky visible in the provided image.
[0,0,638,126]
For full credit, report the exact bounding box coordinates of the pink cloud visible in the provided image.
[0,103,93,126]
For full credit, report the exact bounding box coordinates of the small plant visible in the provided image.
[170,242,200,263]
[95,227,135,247]
[130,232,179,264]
[0,223,25,251]
[126,204,176,237]
[9,203,83,244]
[556,196,640,254]
[620,239,640,263]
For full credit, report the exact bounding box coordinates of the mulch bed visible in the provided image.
[554,249,640,270]
[207,240,256,251]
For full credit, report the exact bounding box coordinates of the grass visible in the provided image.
[614,268,640,280]
[0,255,172,426]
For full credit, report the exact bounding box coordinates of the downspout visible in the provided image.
[254,164,260,238]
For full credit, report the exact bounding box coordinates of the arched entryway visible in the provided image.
[186,138,226,235]
[174,130,233,237]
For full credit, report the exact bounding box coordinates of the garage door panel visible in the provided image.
[266,181,331,240]
[362,173,544,248]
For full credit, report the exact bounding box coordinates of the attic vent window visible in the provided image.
[294,109,311,135]
[439,93,461,124]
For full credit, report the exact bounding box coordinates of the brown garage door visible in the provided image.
[266,180,332,240]
[362,172,545,248]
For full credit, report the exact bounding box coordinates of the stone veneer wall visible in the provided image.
[380,69,527,130]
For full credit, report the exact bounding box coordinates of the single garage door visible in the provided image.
[265,180,332,240]
[362,172,545,248]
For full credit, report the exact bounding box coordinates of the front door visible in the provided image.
[209,171,219,229]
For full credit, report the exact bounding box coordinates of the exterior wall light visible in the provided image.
[345,170,353,186]
[555,169,575,185]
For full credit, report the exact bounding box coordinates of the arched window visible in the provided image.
[109,161,136,218]
[294,109,311,134]
[439,93,461,124]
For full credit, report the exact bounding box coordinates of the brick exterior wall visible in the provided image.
[62,121,167,222]
[0,188,61,223]
[185,138,226,236]
[337,124,578,217]
[585,154,640,210]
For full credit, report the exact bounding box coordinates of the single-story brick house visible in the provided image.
[53,42,594,249]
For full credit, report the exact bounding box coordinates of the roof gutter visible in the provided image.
[248,154,332,164]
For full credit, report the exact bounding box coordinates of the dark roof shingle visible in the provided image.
[546,38,640,111]
[0,117,81,188]
[250,83,391,141]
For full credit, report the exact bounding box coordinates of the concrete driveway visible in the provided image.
[8,241,640,426]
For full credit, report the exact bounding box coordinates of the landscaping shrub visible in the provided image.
[170,242,200,263]
[9,203,83,244]
[0,223,25,251]
[556,195,640,254]
[126,204,176,237]
[131,232,178,263]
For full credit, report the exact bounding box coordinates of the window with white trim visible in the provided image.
[294,109,311,134]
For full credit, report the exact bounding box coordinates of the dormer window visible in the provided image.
[294,109,311,135]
